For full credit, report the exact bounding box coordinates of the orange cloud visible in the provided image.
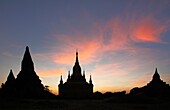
[37,68,65,77]
[51,19,132,66]
[133,81,147,86]
[53,34,101,65]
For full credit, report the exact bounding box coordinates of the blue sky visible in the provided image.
[0,0,170,94]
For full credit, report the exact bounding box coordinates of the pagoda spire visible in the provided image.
[152,68,161,81]
[5,69,15,85]
[21,46,34,71]
[89,74,92,84]
[60,75,63,84]
[75,49,79,65]
[8,69,15,80]
[72,50,82,78]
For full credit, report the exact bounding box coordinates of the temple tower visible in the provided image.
[58,51,93,98]
[16,46,44,98]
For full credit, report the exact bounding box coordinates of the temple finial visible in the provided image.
[89,74,92,84]
[60,75,63,84]
[5,69,15,86]
[21,46,34,71]
[8,69,15,80]
[155,67,158,74]
[153,68,160,81]
[73,50,82,78]
[10,69,13,74]
[76,49,78,57]
[26,46,29,50]
[75,49,79,64]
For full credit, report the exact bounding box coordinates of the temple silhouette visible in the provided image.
[58,51,93,98]
[1,46,170,99]
[15,46,45,98]
[0,46,53,98]
[130,68,170,97]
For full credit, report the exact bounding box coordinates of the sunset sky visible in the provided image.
[0,0,170,95]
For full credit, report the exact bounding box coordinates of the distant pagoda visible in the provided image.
[16,46,44,98]
[58,51,93,98]
[130,68,170,97]
[0,69,16,97]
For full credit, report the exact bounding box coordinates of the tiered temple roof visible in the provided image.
[58,51,93,98]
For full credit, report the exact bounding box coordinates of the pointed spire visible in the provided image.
[21,46,34,71]
[72,50,82,78]
[4,69,15,87]
[89,74,92,84]
[9,69,14,76]
[153,67,160,81]
[60,75,63,84]
[75,49,79,65]
[155,68,158,74]
[7,69,15,82]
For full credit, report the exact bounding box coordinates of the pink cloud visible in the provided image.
[132,80,147,87]
[131,15,169,43]
[47,13,170,67]
[103,15,170,45]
